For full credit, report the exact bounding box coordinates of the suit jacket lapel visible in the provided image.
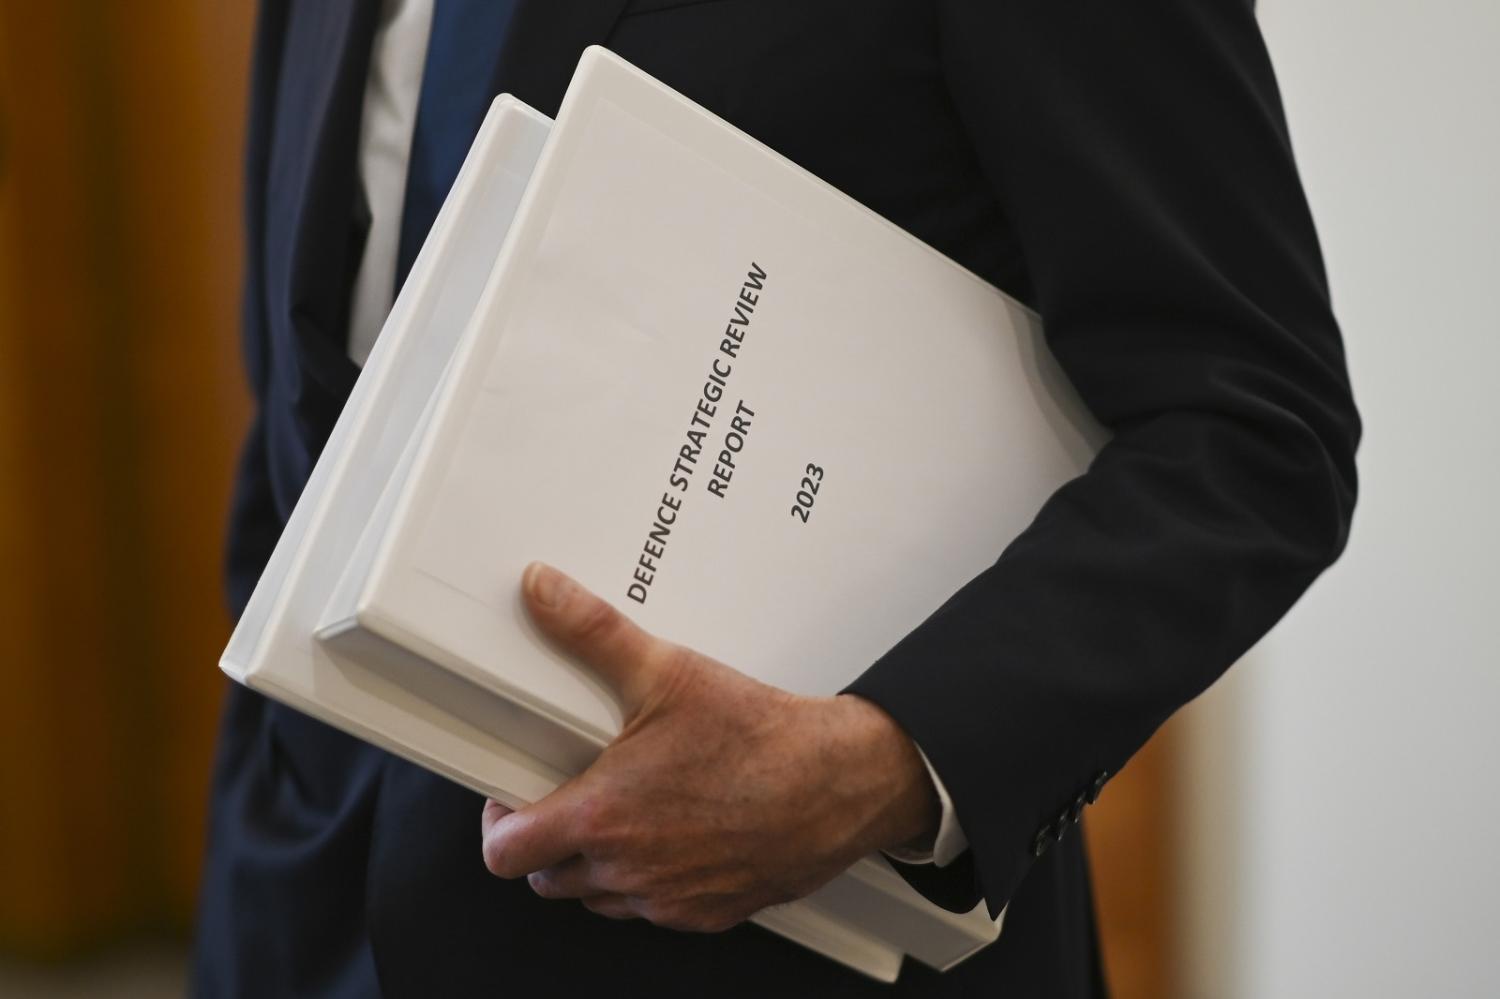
[264,0,380,437]
[491,0,633,116]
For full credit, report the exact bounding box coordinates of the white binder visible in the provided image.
[223,48,1105,982]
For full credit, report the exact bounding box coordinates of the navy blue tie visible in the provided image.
[395,0,519,291]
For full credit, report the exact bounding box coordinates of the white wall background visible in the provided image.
[1178,2,1500,996]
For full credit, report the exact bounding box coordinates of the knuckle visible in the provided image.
[590,861,636,897]
[650,642,693,683]
[639,642,700,706]
[570,792,617,847]
[572,597,622,645]
[642,636,685,671]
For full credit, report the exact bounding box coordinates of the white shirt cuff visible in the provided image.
[882,744,969,868]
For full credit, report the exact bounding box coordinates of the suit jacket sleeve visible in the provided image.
[845,0,1361,917]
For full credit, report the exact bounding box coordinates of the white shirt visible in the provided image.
[347,0,433,366]
[347,0,967,867]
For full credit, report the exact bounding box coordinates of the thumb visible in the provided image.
[521,562,663,716]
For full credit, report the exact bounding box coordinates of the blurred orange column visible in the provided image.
[0,2,252,956]
[1087,721,1180,998]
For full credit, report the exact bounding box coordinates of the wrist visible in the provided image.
[827,693,940,855]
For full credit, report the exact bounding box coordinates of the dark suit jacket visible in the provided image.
[194,1,1360,995]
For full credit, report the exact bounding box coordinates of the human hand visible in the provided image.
[480,562,938,932]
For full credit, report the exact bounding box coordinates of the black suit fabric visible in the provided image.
[195,1,1358,996]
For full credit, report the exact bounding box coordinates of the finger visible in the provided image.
[527,856,604,900]
[480,798,513,838]
[481,780,591,879]
[521,562,664,713]
[580,894,642,921]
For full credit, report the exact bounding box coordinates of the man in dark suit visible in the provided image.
[193,1,1360,995]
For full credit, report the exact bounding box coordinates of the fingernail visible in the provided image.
[525,562,565,609]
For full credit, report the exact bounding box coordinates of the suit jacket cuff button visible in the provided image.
[1086,770,1110,804]
[1032,826,1053,858]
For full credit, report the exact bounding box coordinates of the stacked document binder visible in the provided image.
[221,48,1105,982]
